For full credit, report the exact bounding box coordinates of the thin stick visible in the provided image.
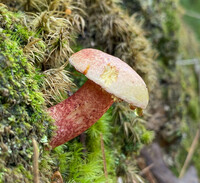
[100,133,108,183]
[139,163,154,176]
[32,138,39,183]
[137,157,157,183]
[184,11,200,20]
[179,128,200,178]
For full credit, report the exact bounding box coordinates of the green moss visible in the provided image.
[86,109,116,182]
[0,8,32,46]
[188,96,199,120]
[51,109,116,183]
[0,7,55,181]
[0,5,118,182]
[141,130,155,144]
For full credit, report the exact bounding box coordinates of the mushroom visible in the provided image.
[48,49,149,148]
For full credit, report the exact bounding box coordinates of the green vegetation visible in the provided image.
[0,8,54,181]
[52,109,116,182]
[1,0,200,182]
[175,0,200,177]
[122,0,200,178]
[0,2,153,182]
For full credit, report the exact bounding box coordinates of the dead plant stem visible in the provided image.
[100,133,108,183]
[32,138,39,183]
[179,128,200,178]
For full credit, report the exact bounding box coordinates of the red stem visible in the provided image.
[48,80,114,148]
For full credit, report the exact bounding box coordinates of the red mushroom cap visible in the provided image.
[69,48,149,109]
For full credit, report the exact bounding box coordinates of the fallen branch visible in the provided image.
[140,143,199,183]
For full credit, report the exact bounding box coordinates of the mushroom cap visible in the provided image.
[69,49,149,109]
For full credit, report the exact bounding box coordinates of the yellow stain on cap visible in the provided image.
[100,64,119,86]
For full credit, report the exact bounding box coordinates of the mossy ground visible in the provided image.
[51,109,116,182]
[0,4,134,182]
[0,4,155,182]
[1,0,199,182]
[122,0,200,178]
[0,24,54,183]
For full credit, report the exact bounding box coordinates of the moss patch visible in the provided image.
[0,7,55,182]
[51,109,116,183]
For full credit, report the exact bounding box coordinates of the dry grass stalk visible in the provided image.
[23,37,46,65]
[19,0,85,107]
[124,157,145,183]
[32,138,39,183]
[100,133,108,183]
[179,128,200,178]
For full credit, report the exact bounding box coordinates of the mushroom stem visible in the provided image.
[48,80,114,148]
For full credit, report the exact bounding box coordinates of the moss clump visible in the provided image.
[0,7,31,45]
[123,0,180,68]
[0,1,156,182]
[51,109,116,183]
[0,13,55,183]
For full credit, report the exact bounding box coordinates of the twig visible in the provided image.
[176,58,199,66]
[23,38,41,52]
[137,157,157,183]
[140,163,154,176]
[184,11,200,20]
[100,133,108,183]
[179,128,200,178]
[32,138,39,183]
